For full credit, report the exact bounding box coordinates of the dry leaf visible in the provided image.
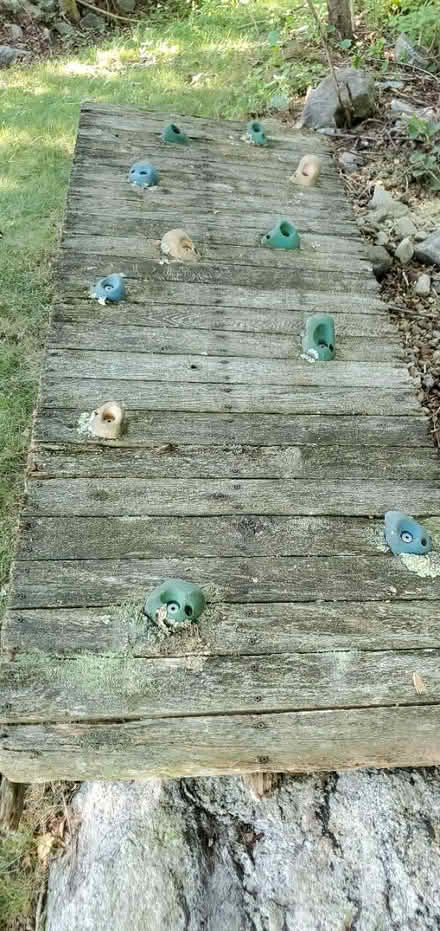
[413,673,426,694]
[37,832,55,868]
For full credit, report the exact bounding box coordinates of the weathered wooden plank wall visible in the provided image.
[1,105,439,781]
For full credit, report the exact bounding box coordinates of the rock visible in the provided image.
[415,273,431,296]
[376,231,389,246]
[368,244,392,281]
[415,230,428,241]
[5,23,23,41]
[81,11,106,30]
[0,45,18,66]
[395,237,414,264]
[117,0,136,9]
[395,216,417,238]
[46,772,440,931]
[338,151,362,174]
[299,68,375,130]
[53,20,74,36]
[41,27,52,41]
[368,184,410,219]
[394,33,429,69]
[415,231,440,265]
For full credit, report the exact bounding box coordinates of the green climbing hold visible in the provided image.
[303,313,336,361]
[247,120,267,146]
[162,123,188,144]
[144,578,206,627]
[262,220,300,250]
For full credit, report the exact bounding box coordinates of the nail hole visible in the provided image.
[421,538,427,546]
[190,364,198,369]
[184,605,193,617]
[252,122,260,132]
[102,412,115,422]
[171,124,180,133]
[329,343,334,351]
[280,222,291,236]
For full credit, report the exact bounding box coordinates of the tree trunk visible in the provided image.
[327,0,353,39]
[46,770,440,931]
[0,777,27,832]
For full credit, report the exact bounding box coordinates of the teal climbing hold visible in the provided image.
[247,120,267,146]
[262,220,300,250]
[144,578,206,626]
[303,313,336,361]
[384,512,432,556]
[162,123,188,144]
[129,162,159,187]
[93,273,126,303]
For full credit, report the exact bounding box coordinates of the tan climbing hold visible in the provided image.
[89,401,125,439]
[160,229,198,262]
[291,154,321,186]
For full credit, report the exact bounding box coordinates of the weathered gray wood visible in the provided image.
[58,251,379,296]
[46,350,409,388]
[24,477,440,517]
[2,704,440,781]
[61,234,373,276]
[1,647,440,723]
[35,410,430,448]
[9,554,440,609]
[55,301,394,335]
[0,777,27,831]
[31,443,440,481]
[42,380,414,414]
[5,598,440,656]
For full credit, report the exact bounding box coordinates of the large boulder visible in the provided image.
[299,68,375,129]
[46,769,440,931]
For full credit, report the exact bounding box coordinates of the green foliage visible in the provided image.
[0,829,37,929]
[391,2,440,51]
[405,116,440,189]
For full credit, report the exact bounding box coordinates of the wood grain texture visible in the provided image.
[0,778,27,831]
[2,705,440,781]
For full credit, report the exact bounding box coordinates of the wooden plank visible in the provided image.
[5,598,440,656]
[31,443,440,481]
[1,647,440,723]
[9,554,440,609]
[41,380,415,415]
[11,515,391,560]
[60,234,373,276]
[35,410,430,448]
[49,323,401,365]
[24,477,440,518]
[2,705,440,780]
[45,351,409,388]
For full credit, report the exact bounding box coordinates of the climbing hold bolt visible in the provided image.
[160,229,198,262]
[303,313,336,362]
[291,154,321,186]
[92,274,125,304]
[384,512,432,556]
[88,402,125,440]
[247,120,267,146]
[144,578,206,629]
[262,220,300,250]
[129,162,159,187]
[162,123,188,144]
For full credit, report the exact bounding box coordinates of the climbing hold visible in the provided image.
[247,120,267,146]
[291,154,321,186]
[128,162,159,187]
[160,229,198,262]
[303,313,336,361]
[162,123,188,144]
[384,512,432,556]
[144,578,206,629]
[92,274,126,304]
[88,401,125,439]
[262,220,300,250]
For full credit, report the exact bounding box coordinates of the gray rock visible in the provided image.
[376,230,389,246]
[395,237,414,264]
[53,20,74,36]
[81,11,106,30]
[394,33,429,69]
[5,23,23,41]
[415,230,428,241]
[368,244,392,280]
[368,184,410,222]
[338,150,363,174]
[394,215,417,238]
[46,771,440,931]
[117,0,136,10]
[0,45,18,66]
[300,68,375,130]
[415,273,431,296]
[415,230,440,265]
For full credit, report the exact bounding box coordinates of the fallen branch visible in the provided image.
[76,0,143,23]
[304,0,352,127]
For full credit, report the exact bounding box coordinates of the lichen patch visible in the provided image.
[400,552,440,578]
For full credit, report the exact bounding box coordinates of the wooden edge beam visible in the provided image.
[0,776,28,831]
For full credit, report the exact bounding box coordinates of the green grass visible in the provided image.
[0,0,322,592]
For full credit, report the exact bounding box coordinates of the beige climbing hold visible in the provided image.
[291,154,321,186]
[89,402,125,439]
[160,229,198,262]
